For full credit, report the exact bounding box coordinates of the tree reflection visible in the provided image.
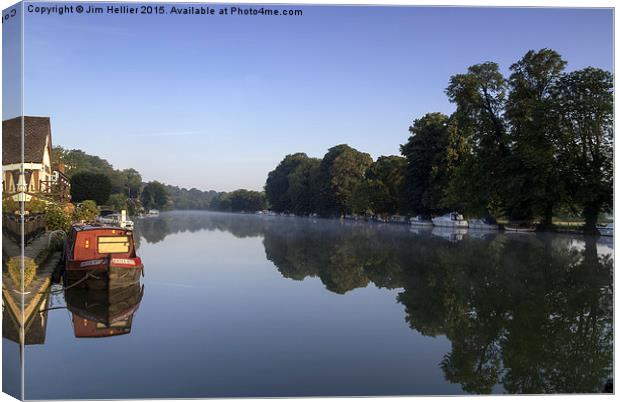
[261,219,613,394]
[137,211,613,394]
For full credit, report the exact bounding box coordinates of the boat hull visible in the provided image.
[469,223,499,231]
[410,221,433,227]
[65,263,143,290]
[505,226,536,233]
[432,219,469,228]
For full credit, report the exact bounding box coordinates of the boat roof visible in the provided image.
[71,223,131,232]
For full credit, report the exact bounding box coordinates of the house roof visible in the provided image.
[2,116,52,164]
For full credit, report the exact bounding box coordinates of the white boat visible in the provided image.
[96,210,134,230]
[469,217,499,231]
[409,215,433,227]
[597,223,613,237]
[432,212,468,228]
[146,209,160,218]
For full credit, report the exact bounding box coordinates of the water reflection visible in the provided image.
[134,211,613,394]
[66,284,144,338]
[2,292,50,346]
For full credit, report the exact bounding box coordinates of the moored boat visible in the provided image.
[505,222,536,233]
[96,210,134,229]
[597,223,613,237]
[62,224,143,290]
[389,215,408,224]
[432,212,468,228]
[146,209,160,218]
[469,217,499,231]
[409,215,433,227]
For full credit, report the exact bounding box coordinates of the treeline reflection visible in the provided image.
[135,212,613,394]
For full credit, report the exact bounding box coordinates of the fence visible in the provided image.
[2,213,46,243]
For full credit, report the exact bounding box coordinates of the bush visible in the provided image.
[45,203,72,232]
[26,197,47,214]
[8,257,37,288]
[73,200,98,222]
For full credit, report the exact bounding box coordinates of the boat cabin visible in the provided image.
[65,225,137,263]
[449,212,464,221]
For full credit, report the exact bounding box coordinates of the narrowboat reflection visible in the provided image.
[66,283,144,338]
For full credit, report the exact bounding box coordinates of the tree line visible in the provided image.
[264,49,613,234]
[52,146,268,216]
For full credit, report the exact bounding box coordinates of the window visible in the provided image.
[97,236,130,254]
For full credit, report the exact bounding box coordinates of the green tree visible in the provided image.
[141,181,170,211]
[316,144,373,217]
[111,168,143,198]
[70,172,112,204]
[209,192,232,211]
[265,153,313,213]
[228,189,267,212]
[108,193,129,212]
[401,113,450,215]
[445,62,509,217]
[366,155,406,215]
[504,49,567,224]
[287,157,321,215]
[551,68,613,234]
[53,146,115,177]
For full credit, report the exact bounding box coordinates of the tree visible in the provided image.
[209,192,231,211]
[287,157,321,215]
[112,168,143,198]
[108,193,129,212]
[504,49,567,224]
[368,156,407,215]
[141,181,170,211]
[315,144,373,217]
[551,68,613,234]
[228,189,266,212]
[70,172,112,204]
[445,62,509,217]
[265,153,313,213]
[53,146,115,177]
[401,113,450,215]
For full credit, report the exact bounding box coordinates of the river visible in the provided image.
[5,210,613,398]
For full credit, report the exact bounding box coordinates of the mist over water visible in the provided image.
[20,211,613,398]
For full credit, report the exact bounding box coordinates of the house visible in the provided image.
[2,116,70,203]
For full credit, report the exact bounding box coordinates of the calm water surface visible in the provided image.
[8,211,613,398]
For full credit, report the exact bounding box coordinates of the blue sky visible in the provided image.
[4,4,614,191]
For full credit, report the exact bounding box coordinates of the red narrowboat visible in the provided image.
[63,224,143,290]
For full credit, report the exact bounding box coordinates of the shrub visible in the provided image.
[26,198,47,214]
[73,200,99,222]
[45,203,72,232]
